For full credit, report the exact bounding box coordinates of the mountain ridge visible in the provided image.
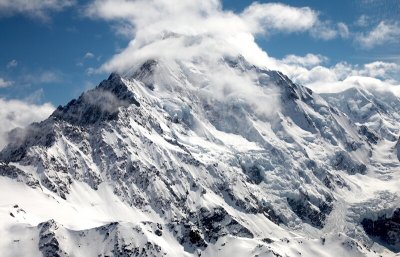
[0,56,399,256]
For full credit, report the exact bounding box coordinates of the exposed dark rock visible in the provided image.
[189,229,203,244]
[241,165,263,184]
[259,205,283,225]
[52,73,139,126]
[261,238,274,244]
[168,207,253,252]
[0,121,56,163]
[198,207,253,243]
[287,194,333,228]
[322,173,350,190]
[0,162,40,188]
[333,151,367,175]
[361,208,400,252]
[168,222,208,251]
[38,220,65,257]
[359,125,379,145]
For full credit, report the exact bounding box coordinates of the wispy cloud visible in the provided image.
[0,0,75,21]
[337,22,350,39]
[356,21,400,49]
[77,52,99,67]
[21,70,63,84]
[309,21,339,40]
[84,52,95,59]
[6,59,18,69]
[355,15,370,27]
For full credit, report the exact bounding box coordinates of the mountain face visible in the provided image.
[0,56,399,257]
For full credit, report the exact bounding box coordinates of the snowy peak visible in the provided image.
[321,86,400,141]
[51,73,140,126]
[129,59,158,90]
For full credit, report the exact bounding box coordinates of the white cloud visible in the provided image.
[0,98,54,149]
[0,0,75,21]
[356,21,400,49]
[85,0,260,71]
[77,52,97,67]
[6,59,18,69]
[292,66,338,86]
[306,74,400,96]
[361,61,400,79]
[84,52,95,59]
[305,20,350,41]
[281,54,328,68]
[241,2,318,34]
[310,21,338,40]
[277,59,400,96]
[0,78,12,88]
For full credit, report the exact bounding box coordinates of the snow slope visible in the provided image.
[0,56,399,256]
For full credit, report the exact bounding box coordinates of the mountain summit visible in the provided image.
[0,56,399,256]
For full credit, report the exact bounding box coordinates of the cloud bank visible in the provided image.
[277,58,400,96]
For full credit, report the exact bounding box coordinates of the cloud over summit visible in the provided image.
[85,0,349,73]
[85,0,400,97]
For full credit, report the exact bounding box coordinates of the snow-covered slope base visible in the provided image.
[0,57,399,256]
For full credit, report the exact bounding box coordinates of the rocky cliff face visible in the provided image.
[361,208,400,252]
[396,137,400,161]
[0,56,399,257]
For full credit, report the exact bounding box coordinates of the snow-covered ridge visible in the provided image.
[0,56,399,256]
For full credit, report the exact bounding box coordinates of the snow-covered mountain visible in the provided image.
[0,56,399,257]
